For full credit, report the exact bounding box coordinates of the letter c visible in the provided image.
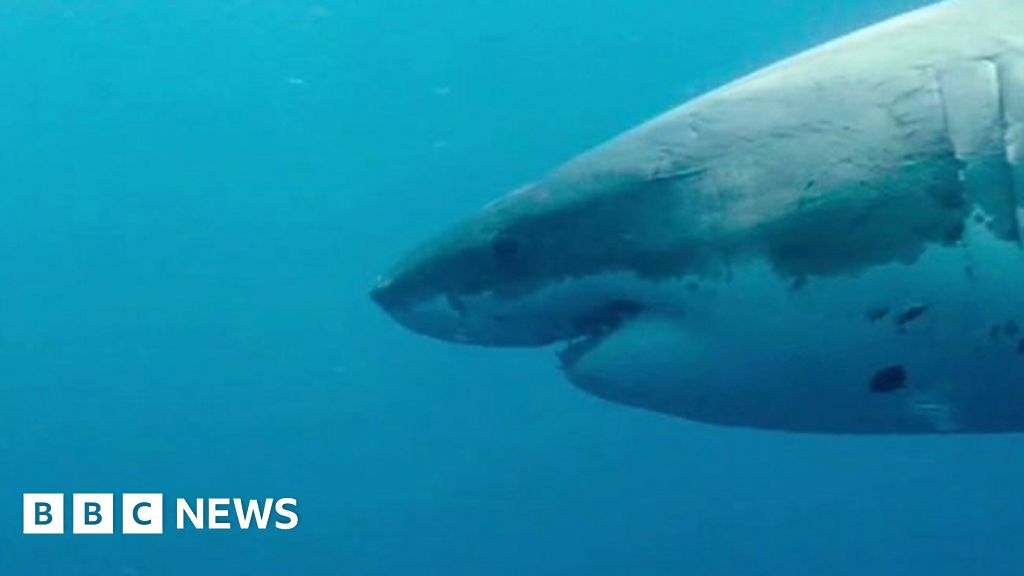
[133,502,152,526]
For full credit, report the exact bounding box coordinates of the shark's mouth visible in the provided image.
[557,299,647,369]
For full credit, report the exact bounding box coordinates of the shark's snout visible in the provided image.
[369,275,397,310]
[370,267,478,344]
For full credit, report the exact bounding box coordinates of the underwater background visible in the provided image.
[2,0,1023,574]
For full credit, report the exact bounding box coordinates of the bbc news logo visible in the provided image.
[23,494,299,535]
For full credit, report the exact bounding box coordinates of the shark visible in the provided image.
[371,0,1024,433]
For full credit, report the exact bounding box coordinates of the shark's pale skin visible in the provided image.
[372,0,1024,434]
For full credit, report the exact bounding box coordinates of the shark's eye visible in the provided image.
[490,233,521,260]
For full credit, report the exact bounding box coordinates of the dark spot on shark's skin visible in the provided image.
[762,162,967,282]
[1004,321,1020,337]
[790,276,807,291]
[490,232,522,261]
[870,365,907,393]
[865,306,890,323]
[896,303,930,327]
[942,221,965,244]
[804,180,816,191]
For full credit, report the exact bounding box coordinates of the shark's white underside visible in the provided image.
[568,225,1024,434]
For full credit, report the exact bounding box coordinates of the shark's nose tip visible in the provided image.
[372,275,393,291]
[370,275,397,310]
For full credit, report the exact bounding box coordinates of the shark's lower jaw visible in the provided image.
[558,300,648,370]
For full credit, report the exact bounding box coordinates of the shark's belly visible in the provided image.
[567,223,1024,434]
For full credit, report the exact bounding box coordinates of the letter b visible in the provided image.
[36,502,52,525]
[73,494,113,534]
[23,494,64,535]
[85,503,102,526]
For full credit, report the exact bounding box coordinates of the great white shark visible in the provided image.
[372,0,1024,434]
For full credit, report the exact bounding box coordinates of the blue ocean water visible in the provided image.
[2,0,1023,574]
